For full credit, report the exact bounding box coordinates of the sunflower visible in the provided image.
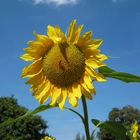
[41,136,55,140]
[21,20,107,109]
[131,121,139,140]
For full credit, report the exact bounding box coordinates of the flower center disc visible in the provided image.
[43,43,85,87]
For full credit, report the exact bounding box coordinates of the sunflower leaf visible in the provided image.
[99,66,140,83]
[91,119,127,139]
[31,104,57,114]
[0,104,57,128]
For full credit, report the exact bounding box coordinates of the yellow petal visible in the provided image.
[20,53,34,61]
[85,58,106,68]
[77,31,93,49]
[21,58,42,78]
[77,34,102,55]
[27,40,44,47]
[81,31,92,40]
[58,88,67,109]
[67,19,83,44]
[55,26,66,41]
[47,25,66,43]
[79,39,102,50]
[24,43,46,59]
[50,86,61,106]
[34,81,51,104]
[72,83,82,98]
[88,39,103,49]
[31,79,46,94]
[83,73,96,95]
[84,48,100,58]
[34,32,54,48]
[30,84,37,93]
[67,19,76,42]
[68,92,78,107]
[34,80,50,97]
[25,70,44,86]
[47,25,57,38]
[85,66,106,82]
[96,54,108,61]
[73,24,83,44]
[39,89,51,104]
[80,82,92,100]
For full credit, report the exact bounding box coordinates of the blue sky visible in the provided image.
[0,0,140,139]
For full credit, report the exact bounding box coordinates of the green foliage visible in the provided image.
[0,96,49,140]
[97,106,140,140]
[75,133,85,140]
[99,66,140,83]
[0,104,57,129]
[75,133,95,140]
[92,119,127,139]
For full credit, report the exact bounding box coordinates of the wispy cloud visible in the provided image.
[19,0,80,6]
[35,0,79,5]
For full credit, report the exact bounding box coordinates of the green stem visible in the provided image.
[81,95,91,140]
[64,106,84,124]
[91,122,102,139]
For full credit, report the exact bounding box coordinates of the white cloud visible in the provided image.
[32,0,79,6]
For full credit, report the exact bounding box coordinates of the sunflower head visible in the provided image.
[41,136,55,140]
[131,120,139,140]
[42,43,85,87]
[21,20,108,109]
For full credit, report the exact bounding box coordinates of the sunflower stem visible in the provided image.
[81,95,91,140]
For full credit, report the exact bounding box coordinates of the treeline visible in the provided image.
[0,96,51,140]
[75,106,140,140]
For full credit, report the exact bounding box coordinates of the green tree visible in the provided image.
[97,105,140,140]
[0,96,49,140]
[75,133,85,140]
[75,133,95,140]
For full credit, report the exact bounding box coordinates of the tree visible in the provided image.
[97,105,140,140]
[75,133,95,140]
[0,96,49,140]
[75,133,85,140]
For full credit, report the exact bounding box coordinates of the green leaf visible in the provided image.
[31,104,57,114]
[99,66,140,83]
[0,103,84,130]
[0,104,57,128]
[91,119,127,139]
